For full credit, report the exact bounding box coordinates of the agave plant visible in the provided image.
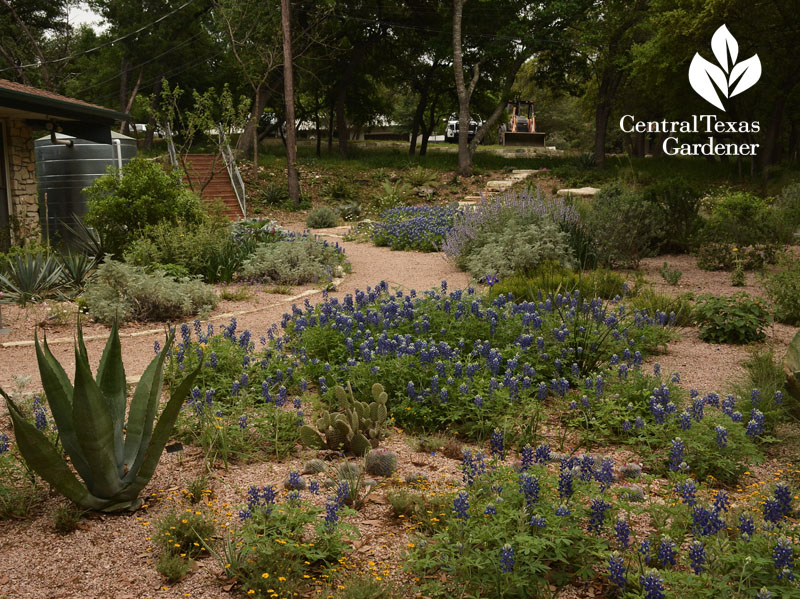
[0,252,65,305]
[0,321,200,512]
[58,250,97,291]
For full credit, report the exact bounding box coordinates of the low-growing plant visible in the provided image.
[403,166,438,188]
[586,184,661,268]
[186,474,212,504]
[219,285,253,301]
[631,288,695,327]
[52,504,84,534]
[306,205,339,229]
[257,182,290,206]
[694,293,769,344]
[154,508,216,557]
[239,238,346,285]
[1,321,201,511]
[374,181,411,209]
[0,437,42,520]
[0,251,65,305]
[658,262,683,286]
[83,259,217,324]
[492,264,632,301]
[155,552,193,583]
[372,205,459,252]
[762,254,800,325]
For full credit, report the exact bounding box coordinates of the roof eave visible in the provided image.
[0,88,129,124]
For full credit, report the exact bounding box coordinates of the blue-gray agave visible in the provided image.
[1,321,200,512]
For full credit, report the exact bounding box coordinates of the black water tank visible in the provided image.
[35,131,137,247]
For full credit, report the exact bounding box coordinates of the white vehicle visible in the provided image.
[444,113,482,143]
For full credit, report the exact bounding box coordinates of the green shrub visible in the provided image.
[0,251,65,305]
[491,264,631,301]
[154,508,216,557]
[324,179,358,203]
[631,288,695,326]
[239,238,345,285]
[776,182,800,230]
[83,259,217,324]
[658,262,683,286]
[306,205,339,229]
[762,254,800,325]
[730,348,789,434]
[84,158,205,256]
[464,220,573,281]
[374,181,411,209]
[694,293,769,344]
[52,504,83,534]
[587,184,660,268]
[258,183,289,206]
[641,179,702,253]
[155,552,193,583]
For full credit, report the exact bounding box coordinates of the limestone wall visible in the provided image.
[5,118,39,242]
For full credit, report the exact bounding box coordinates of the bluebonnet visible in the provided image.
[520,444,534,470]
[657,536,676,567]
[0,433,8,454]
[738,514,755,539]
[499,544,515,573]
[490,429,505,460]
[774,536,795,580]
[453,492,470,520]
[614,518,630,548]
[669,437,686,472]
[529,514,546,527]
[679,411,692,431]
[640,569,665,599]
[691,397,705,421]
[588,498,611,533]
[751,388,761,406]
[715,425,728,448]
[634,416,645,429]
[671,372,680,383]
[746,409,765,438]
[756,588,773,599]
[484,504,496,516]
[555,504,570,516]
[33,397,47,431]
[774,390,784,405]
[309,481,319,495]
[653,363,661,376]
[595,458,614,492]
[461,450,486,486]
[689,540,706,574]
[607,552,627,589]
[764,497,785,524]
[558,469,574,500]
[692,505,725,536]
[153,340,160,354]
[518,473,540,510]
[639,539,652,564]
[238,415,247,429]
[713,490,730,513]
[775,482,793,517]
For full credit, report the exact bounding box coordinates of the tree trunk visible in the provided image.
[594,69,622,168]
[119,57,129,115]
[409,76,432,155]
[335,86,348,158]
[420,94,440,156]
[315,95,321,157]
[759,94,788,170]
[452,0,474,177]
[143,75,164,150]
[281,0,301,205]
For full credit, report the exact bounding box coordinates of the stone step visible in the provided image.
[485,180,514,191]
[556,187,600,197]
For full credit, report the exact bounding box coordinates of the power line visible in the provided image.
[0,0,198,73]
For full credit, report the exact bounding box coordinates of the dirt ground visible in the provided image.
[0,233,796,599]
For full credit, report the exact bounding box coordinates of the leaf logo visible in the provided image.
[689,25,761,111]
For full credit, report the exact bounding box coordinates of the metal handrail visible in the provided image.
[165,122,179,170]
[219,129,246,219]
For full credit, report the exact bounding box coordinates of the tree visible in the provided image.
[280,0,300,205]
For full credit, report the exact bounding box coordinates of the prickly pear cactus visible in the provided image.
[365,449,398,476]
[299,425,326,449]
[784,330,800,401]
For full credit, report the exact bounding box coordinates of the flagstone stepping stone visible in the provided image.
[556,187,600,197]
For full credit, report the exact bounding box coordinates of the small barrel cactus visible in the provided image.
[619,462,643,480]
[365,448,398,477]
[337,461,363,480]
[303,458,327,475]
[618,483,645,502]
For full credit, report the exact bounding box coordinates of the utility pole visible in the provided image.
[281,0,301,205]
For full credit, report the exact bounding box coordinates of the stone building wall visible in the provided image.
[5,118,39,242]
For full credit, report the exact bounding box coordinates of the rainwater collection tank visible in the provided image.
[35,131,137,247]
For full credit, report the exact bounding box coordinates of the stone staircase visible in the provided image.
[184,154,243,219]
[458,169,544,209]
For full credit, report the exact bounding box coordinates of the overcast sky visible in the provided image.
[68,2,106,31]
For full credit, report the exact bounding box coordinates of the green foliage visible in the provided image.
[58,251,97,292]
[491,264,631,301]
[222,494,356,597]
[329,574,397,599]
[697,191,788,271]
[155,508,216,557]
[52,504,83,534]
[83,259,217,324]
[403,166,438,188]
[306,205,340,229]
[587,184,660,268]
[374,181,411,209]
[257,183,290,207]
[239,238,346,285]
[658,262,683,286]
[84,157,205,256]
[630,288,696,326]
[784,330,800,405]
[0,439,42,520]
[762,254,800,325]
[640,179,703,253]
[465,220,573,280]
[186,474,212,504]
[323,179,359,203]
[405,464,608,598]
[695,294,769,344]
[0,251,65,305]
[155,552,193,583]
[730,348,789,434]
[0,321,201,511]
[776,182,800,230]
